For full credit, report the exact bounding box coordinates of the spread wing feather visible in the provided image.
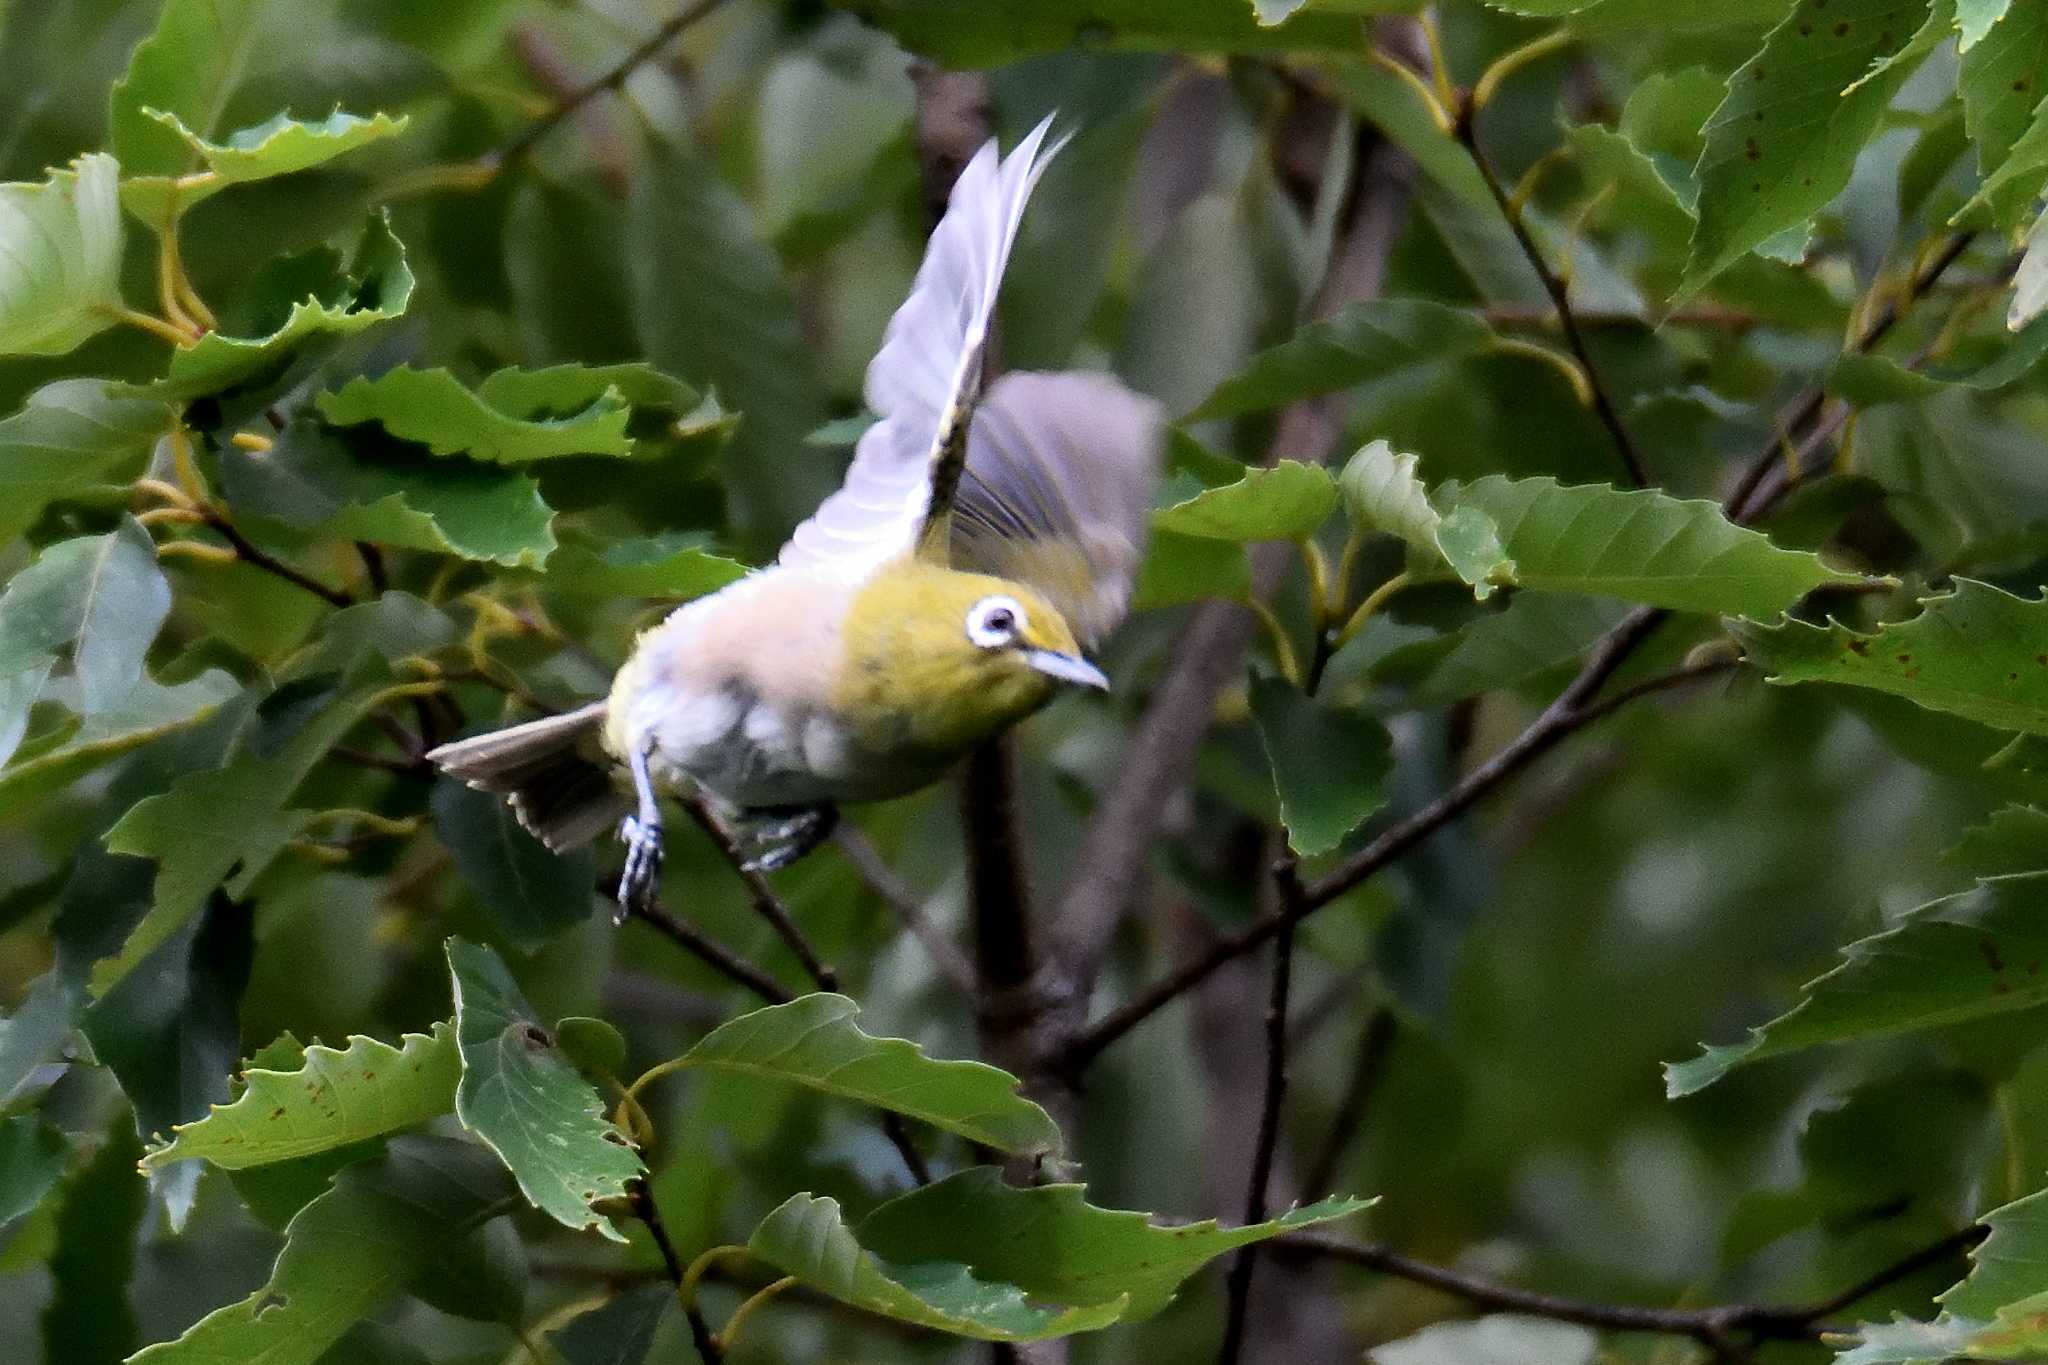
[777,115,1062,577]
[952,370,1164,646]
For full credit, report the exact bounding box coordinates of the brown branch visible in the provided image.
[202,513,352,608]
[491,0,733,171]
[627,1179,721,1362]
[832,827,976,995]
[1453,103,1649,488]
[680,798,839,992]
[626,901,790,1005]
[1277,1222,1985,1347]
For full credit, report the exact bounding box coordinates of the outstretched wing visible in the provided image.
[776,115,1062,579]
[951,370,1164,647]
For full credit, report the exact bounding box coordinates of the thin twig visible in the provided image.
[680,798,839,992]
[1216,897,1301,1364]
[628,1179,721,1362]
[491,0,734,171]
[1277,1222,1985,1346]
[1453,103,1649,487]
[832,827,976,994]
[201,513,352,607]
[626,902,791,1004]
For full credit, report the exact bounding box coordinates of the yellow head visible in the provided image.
[832,560,1107,759]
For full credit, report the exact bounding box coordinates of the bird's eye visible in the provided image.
[966,595,1026,649]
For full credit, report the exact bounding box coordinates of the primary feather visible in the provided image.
[776,114,1063,580]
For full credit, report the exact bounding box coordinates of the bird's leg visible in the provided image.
[735,804,839,873]
[614,742,664,923]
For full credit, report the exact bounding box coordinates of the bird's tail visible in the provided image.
[426,702,627,852]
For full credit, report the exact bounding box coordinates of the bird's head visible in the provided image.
[833,562,1107,755]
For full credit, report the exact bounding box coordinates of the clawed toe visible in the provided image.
[614,815,665,922]
[734,805,837,874]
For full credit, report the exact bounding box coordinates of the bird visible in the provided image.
[426,115,1165,916]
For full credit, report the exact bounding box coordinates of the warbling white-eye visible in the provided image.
[427,116,1164,913]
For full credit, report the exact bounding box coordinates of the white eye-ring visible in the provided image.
[966,595,1026,649]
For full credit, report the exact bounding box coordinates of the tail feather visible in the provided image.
[426,702,627,852]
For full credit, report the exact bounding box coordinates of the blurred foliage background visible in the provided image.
[5,0,2048,1362]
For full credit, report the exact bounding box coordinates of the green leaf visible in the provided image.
[1960,0,2015,48]
[0,381,167,542]
[749,1190,1125,1341]
[0,973,75,1104]
[1734,581,2048,735]
[1439,475,1863,616]
[121,108,409,221]
[1685,0,1936,291]
[1186,300,1494,422]
[1398,595,1632,707]
[149,212,415,402]
[845,0,1415,65]
[432,780,595,952]
[1837,1183,2048,1363]
[678,993,1062,1156]
[1957,1,2048,230]
[1945,805,2048,878]
[0,154,124,358]
[0,1117,70,1226]
[1339,440,1440,550]
[555,1018,627,1082]
[0,671,241,810]
[142,1024,459,1172]
[1130,528,1251,610]
[108,0,267,180]
[2013,208,2048,331]
[1372,1316,1599,1365]
[128,1136,518,1365]
[222,421,558,569]
[317,366,642,464]
[95,681,388,996]
[548,1284,669,1365]
[44,1120,144,1364]
[1249,676,1393,856]
[543,531,748,599]
[1433,505,1517,601]
[1666,871,2048,1095]
[446,938,642,1240]
[852,1167,1372,1323]
[1152,461,1338,541]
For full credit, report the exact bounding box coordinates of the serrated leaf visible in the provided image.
[95,681,388,996]
[142,1024,458,1172]
[108,0,266,179]
[1440,475,1862,616]
[854,1167,1373,1323]
[1249,676,1392,856]
[127,1136,517,1365]
[317,366,639,463]
[1433,504,1516,601]
[221,420,558,569]
[543,531,748,599]
[1734,581,2048,734]
[1960,0,2015,48]
[0,380,167,542]
[1837,1183,2048,1363]
[1152,461,1338,541]
[432,780,594,952]
[1340,440,1439,549]
[678,993,1062,1156]
[1130,528,1250,609]
[750,1190,1126,1341]
[0,154,124,358]
[1685,0,1935,291]
[1667,871,2048,1095]
[1186,300,1494,422]
[148,212,414,402]
[849,0,1414,65]
[447,938,641,1240]
[1946,805,2048,878]
[121,108,408,220]
[1957,0,2048,231]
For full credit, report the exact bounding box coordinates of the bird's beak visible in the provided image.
[1024,649,1110,691]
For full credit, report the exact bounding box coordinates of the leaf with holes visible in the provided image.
[678,994,1061,1156]
[0,155,124,358]
[142,1024,459,1172]
[447,938,641,1240]
[1186,300,1494,422]
[1152,462,1338,542]
[1667,871,2048,1095]
[1439,476,1862,616]
[1733,581,2048,735]
[1249,676,1392,856]
[1685,0,1936,291]
[128,1137,517,1364]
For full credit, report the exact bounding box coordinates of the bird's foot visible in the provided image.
[614,814,665,922]
[736,805,839,873]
